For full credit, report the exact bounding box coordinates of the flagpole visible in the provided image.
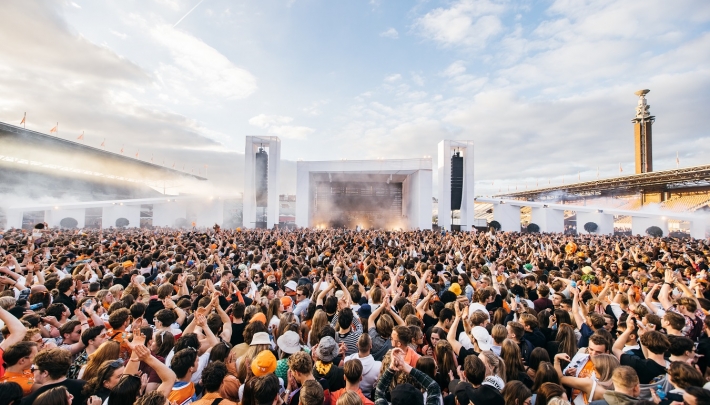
[22,112,26,128]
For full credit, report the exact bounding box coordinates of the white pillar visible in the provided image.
[631,216,668,237]
[267,137,280,229]
[5,209,24,230]
[152,201,187,228]
[46,208,86,229]
[437,140,474,231]
[689,218,707,239]
[576,212,614,235]
[531,207,564,233]
[493,203,520,232]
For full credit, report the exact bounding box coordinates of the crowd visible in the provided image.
[0,225,709,405]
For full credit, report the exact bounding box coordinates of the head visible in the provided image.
[3,341,38,369]
[610,366,640,397]
[33,348,72,384]
[201,361,229,393]
[335,390,362,405]
[288,350,314,382]
[668,361,705,390]
[251,374,281,405]
[463,354,486,386]
[506,321,525,343]
[589,354,620,382]
[59,320,82,344]
[587,334,610,357]
[391,325,412,349]
[33,386,73,405]
[502,381,532,405]
[343,359,363,385]
[639,331,670,355]
[535,383,567,405]
[532,362,560,392]
[171,348,199,380]
[81,326,107,349]
[301,379,326,405]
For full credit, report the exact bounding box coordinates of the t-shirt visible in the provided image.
[577,323,594,348]
[620,354,667,384]
[0,348,5,378]
[169,381,196,405]
[230,322,246,346]
[21,379,86,405]
[0,370,34,395]
[456,347,478,369]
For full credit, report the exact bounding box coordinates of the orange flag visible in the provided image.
[135,150,140,158]
[619,163,623,173]
[77,131,84,140]
[49,123,58,134]
[101,139,105,147]
[120,145,124,154]
[20,113,26,126]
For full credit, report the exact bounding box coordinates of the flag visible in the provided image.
[77,131,84,140]
[101,139,105,147]
[172,163,176,168]
[676,152,679,167]
[619,163,623,173]
[120,145,124,154]
[20,113,26,127]
[49,123,58,134]
[135,150,140,158]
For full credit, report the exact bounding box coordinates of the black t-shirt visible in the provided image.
[620,354,667,384]
[423,313,438,334]
[231,321,246,346]
[526,288,539,301]
[456,347,479,368]
[21,379,86,405]
[486,294,504,313]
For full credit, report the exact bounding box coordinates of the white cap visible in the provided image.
[471,326,493,351]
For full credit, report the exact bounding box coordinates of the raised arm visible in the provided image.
[570,288,585,329]
[658,270,674,310]
[133,345,177,398]
[612,317,636,359]
[0,307,26,350]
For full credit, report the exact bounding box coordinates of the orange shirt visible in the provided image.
[573,358,596,404]
[0,370,34,395]
[169,381,196,405]
[404,346,421,368]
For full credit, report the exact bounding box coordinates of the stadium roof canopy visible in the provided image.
[494,164,710,200]
[0,121,206,183]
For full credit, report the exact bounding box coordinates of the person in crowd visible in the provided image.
[331,359,374,405]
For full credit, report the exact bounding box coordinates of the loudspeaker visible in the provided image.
[255,148,268,207]
[451,152,463,210]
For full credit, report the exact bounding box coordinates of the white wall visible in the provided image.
[102,205,141,229]
[631,216,668,237]
[46,208,86,229]
[576,212,615,235]
[152,202,187,228]
[403,169,433,230]
[530,207,564,233]
[493,204,520,232]
[437,140,474,231]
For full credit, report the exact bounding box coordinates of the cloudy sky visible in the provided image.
[1,0,709,196]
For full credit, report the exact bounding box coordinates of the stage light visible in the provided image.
[661,216,666,220]
[54,206,59,210]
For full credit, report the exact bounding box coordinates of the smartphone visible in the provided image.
[515,295,520,304]
[570,281,577,288]
[30,303,43,310]
[353,275,358,282]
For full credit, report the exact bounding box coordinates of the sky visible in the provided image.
[1,0,709,196]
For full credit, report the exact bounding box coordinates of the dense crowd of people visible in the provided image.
[0,225,709,405]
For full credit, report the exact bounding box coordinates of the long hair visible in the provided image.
[309,310,329,347]
[501,339,525,383]
[479,350,506,382]
[34,387,71,405]
[107,374,142,405]
[82,340,120,381]
[554,310,573,328]
[134,391,169,405]
[434,340,457,387]
[237,344,271,382]
[266,298,281,326]
[276,312,298,342]
[536,383,566,405]
[502,381,532,405]
[532,362,560,392]
[83,359,125,397]
[590,354,620,383]
[153,330,175,358]
[528,347,551,372]
[555,324,578,358]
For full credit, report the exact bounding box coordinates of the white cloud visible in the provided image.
[151,25,257,101]
[248,114,313,140]
[414,0,506,47]
[442,61,466,77]
[384,73,402,82]
[70,2,81,9]
[380,27,399,39]
[411,72,425,86]
[110,30,128,40]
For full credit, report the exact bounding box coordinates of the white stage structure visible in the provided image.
[477,198,706,239]
[3,196,233,230]
[296,159,432,230]
[438,140,475,231]
[243,136,280,229]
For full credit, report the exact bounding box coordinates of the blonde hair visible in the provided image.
[336,391,363,405]
[590,354,620,382]
[480,350,506,382]
[310,310,329,347]
[82,341,120,381]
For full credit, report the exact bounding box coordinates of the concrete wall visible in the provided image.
[46,208,86,229]
[152,201,187,228]
[576,212,614,235]
[402,169,433,230]
[102,205,141,229]
[530,207,564,233]
[631,216,668,237]
[493,204,520,232]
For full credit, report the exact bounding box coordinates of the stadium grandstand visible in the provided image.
[0,121,210,229]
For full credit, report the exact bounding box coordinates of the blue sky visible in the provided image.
[1,0,709,195]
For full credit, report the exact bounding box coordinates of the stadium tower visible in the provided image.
[632,89,654,174]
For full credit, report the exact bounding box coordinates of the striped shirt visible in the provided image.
[331,313,363,356]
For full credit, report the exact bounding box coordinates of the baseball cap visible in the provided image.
[471,326,493,351]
